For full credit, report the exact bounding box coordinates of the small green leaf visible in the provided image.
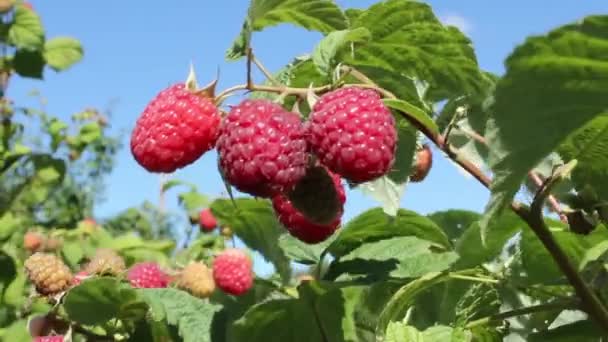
[226,0,347,60]
[527,319,604,341]
[329,208,450,258]
[278,234,333,265]
[140,288,221,342]
[357,176,405,216]
[579,239,608,270]
[61,240,84,268]
[43,36,83,71]
[0,213,22,241]
[78,122,101,143]
[13,48,45,79]
[454,283,500,324]
[211,198,291,282]
[63,277,148,325]
[8,4,44,49]
[312,27,371,75]
[162,179,197,193]
[384,99,439,137]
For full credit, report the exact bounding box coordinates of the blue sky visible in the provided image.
[9,1,607,271]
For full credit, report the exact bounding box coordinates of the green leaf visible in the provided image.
[328,236,458,280]
[384,99,439,138]
[78,122,101,143]
[278,234,333,265]
[63,277,148,325]
[344,0,484,102]
[1,320,29,342]
[312,27,371,75]
[521,226,608,284]
[579,239,608,270]
[140,288,221,342]
[61,239,84,268]
[0,213,22,241]
[0,251,16,293]
[454,212,525,269]
[13,48,45,79]
[528,319,604,341]
[558,114,608,200]
[357,176,405,217]
[162,179,197,193]
[377,272,451,337]
[232,282,360,342]
[226,0,347,60]
[43,36,83,71]
[329,208,450,258]
[427,209,481,244]
[211,198,291,282]
[8,4,44,49]
[385,320,468,341]
[454,283,500,324]
[484,15,608,229]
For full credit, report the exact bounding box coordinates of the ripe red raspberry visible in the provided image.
[410,144,433,182]
[199,208,217,232]
[308,87,397,183]
[127,262,170,288]
[130,83,221,173]
[212,249,253,296]
[216,99,308,198]
[34,336,64,342]
[272,167,346,243]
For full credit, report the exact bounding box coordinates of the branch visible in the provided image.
[465,300,578,329]
[393,111,608,331]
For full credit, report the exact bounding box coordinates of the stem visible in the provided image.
[395,110,608,331]
[252,53,281,86]
[448,274,499,284]
[465,300,577,329]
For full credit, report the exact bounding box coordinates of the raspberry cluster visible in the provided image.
[131,81,397,244]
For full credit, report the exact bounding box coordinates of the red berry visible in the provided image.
[130,83,221,173]
[34,336,64,342]
[212,249,253,296]
[199,208,217,232]
[410,144,432,182]
[216,99,308,198]
[308,87,397,183]
[127,262,170,288]
[71,271,89,286]
[272,167,346,243]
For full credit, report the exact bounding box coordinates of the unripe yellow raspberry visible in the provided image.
[24,253,73,295]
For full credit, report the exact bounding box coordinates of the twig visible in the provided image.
[448,274,499,284]
[246,48,253,89]
[456,125,566,222]
[251,52,281,86]
[465,300,577,329]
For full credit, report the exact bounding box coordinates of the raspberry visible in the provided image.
[410,144,433,182]
[216,99,308,197]
[272,166,346,243]
[24,231,44,252]
[177,262,215,298]
[199,208,217,232]
[43,237,62,252]
[130,83,221,173]
[84,249,126,276]
[24,253,73,295]
[212,249,253,296]
[127,262,170,288]
[308,87,397,183]
[34,336,64,342]
[71,271,89,286]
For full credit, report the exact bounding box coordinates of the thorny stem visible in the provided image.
[448,274,499,284]
[465,300,578,329]
[252,53,281,86]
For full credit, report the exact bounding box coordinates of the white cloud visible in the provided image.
[440,14,473,34]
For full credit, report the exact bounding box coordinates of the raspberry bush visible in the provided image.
[1,0,608,341]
